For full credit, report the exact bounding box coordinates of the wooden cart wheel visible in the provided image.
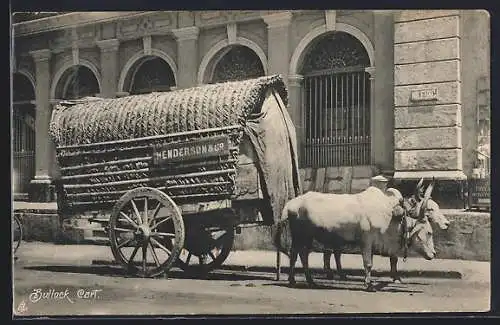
[176,225,234,275]
[13,214,23,255]
[109,187,185,278]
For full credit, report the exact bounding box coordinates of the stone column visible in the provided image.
[288,74,304,164]
[365,66,376,164]
[29,49,53,202]
[262,11,293,82]
[172,26,199,89]
[96,39,120,98]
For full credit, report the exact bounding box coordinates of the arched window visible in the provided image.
[55,65,100,100]
[211,45,264,83]
[301,32,371,167]
[129,56,176,95]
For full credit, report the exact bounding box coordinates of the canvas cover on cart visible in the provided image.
[49,75,301,224]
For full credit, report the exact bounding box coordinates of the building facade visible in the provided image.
[12,10,490,207]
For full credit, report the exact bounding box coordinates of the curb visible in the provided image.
[90,259,463,280]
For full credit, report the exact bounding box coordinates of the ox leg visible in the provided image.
[288,246,299,287]
[334,251,347,280]
[323,251,334,280]
[361,242,375,292]
[390,256,403,283]
[299,248,316,287]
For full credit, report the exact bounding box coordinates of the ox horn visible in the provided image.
[423,177,435,199]
[415,178,425,200]
[418,178,435,219]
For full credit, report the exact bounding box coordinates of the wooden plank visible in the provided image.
[63,168,236,189]
[60,156,151,172]
[180,199,232,214]
[56,125,242,150]
[66,182,233,198]
[232,163,263,200]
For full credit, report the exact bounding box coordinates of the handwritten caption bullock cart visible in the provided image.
[50,75,301,278]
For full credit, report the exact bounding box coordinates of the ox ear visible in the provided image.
[415,178,424,201]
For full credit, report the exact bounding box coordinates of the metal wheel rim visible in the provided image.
[109,187,185,278]
[176,226,234,274]
[13,215,22,254]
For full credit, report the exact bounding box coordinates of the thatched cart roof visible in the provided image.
[49,75,288,147]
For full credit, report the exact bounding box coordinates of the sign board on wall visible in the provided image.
[410,88,438,101]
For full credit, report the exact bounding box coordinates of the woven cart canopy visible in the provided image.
[49,75,288,147]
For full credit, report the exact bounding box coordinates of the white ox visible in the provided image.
[274,185,436,292]
[322,178,450,283]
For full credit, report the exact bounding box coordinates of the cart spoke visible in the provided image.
[151,216,172,230]
[208,251,217,261]
[150,238,172,256]
[119,211,139,229]
[128,245,140,265]
[114,227,135,233]
[117,238,134,249]
[142,245,147,275]
[213,230,228,244]
[186,252,192,265]
[152,232,176,238]
[149,242,161,267]
[130,199,143,225]
[149,202,162,226]
[143,197,148,225]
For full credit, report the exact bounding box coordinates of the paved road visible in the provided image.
[12,244,490,316]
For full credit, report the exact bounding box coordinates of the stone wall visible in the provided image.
[300,166,376,194]
[233,210,490,261]
[393,10,465,181]
[15,202,490,261]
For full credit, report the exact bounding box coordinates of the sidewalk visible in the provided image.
[15,241,490,283]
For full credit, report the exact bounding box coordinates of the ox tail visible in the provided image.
[273,204,291,258]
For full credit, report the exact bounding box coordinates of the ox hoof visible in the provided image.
[365,284,377,292]
[306,281,318,289]
[326,271,334,280]
[392,277,403,284]
[338,273,348,281]
[288,279,296,287]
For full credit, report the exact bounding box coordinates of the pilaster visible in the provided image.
[172,26,199,88]
[96,39,120,98]
[262,12,293,83]
[288,74,304,165]
[29,49,54,201]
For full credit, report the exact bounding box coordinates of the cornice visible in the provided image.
[261,11,293,28]
[14,12,156,37]
[29,49,51,62]
[172,26,200,41]
[96,39,120,52]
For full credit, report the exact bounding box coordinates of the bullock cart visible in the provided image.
[50,75,301,278]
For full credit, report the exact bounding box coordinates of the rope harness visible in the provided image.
[399,210,410,262]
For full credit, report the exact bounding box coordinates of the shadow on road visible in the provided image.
[263,280,424,294]
[22,265,272,282]
[235,266,462,280]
